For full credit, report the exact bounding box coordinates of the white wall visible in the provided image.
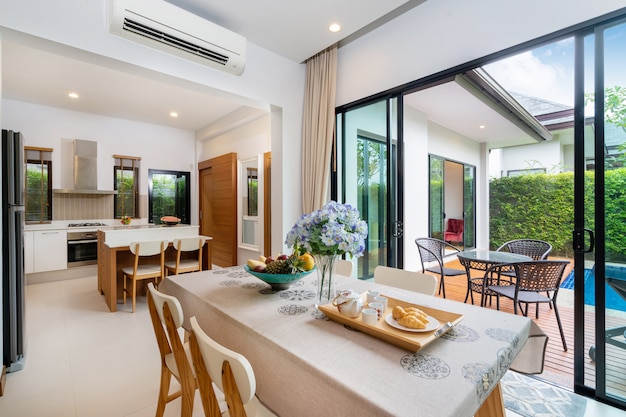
[3,99,196,195]
[0,0,306,251]
[336,0,626,107]
[499,140,563,175]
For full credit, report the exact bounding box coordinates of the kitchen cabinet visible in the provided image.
[33,229,67,272]
[24,231,34,274]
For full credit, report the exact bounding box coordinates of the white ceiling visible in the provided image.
[0,0,535,144]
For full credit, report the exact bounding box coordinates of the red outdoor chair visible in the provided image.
[444,219,464,244]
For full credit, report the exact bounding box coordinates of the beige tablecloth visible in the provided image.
[159,266,531,417]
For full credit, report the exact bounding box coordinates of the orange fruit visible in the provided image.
[298,253,315,271]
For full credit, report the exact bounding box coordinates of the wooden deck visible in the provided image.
[438,257,626,395]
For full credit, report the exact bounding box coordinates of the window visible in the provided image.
[148,169,190,224]
[114,155,140,219]
[507,168,546,177]
[25,147,53,222]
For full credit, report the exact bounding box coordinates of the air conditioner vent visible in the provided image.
[109,0,245,75]
[123,18,229,66]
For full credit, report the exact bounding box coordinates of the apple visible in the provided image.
[277,254,288,261]
[253,265,266,272]
[265,256,274,264]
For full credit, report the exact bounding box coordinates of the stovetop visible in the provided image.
[68,222,107,227]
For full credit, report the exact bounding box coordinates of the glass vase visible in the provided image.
[313,254,337,304]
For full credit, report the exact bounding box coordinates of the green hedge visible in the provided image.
[489,168,626,261]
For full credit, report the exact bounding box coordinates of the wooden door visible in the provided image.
[199,153,238,267]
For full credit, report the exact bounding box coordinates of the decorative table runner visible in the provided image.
[159,265,531,417]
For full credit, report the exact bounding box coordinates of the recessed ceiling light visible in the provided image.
[68,92,79,99]
[170,112,178,118]
[329,23,341,33]
[479,125,486,129]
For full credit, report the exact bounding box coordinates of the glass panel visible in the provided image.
[149,170,190,224]
[342,99,389,279]
[463,165,475,249]
[601,21,626,404]
[115,167,136,218]
[429,156,444,240]
[25,160,51,221]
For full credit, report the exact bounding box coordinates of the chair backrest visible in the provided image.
[173,236,208,253]
[129,239,169,257]
[446,219,463,233]
[189,316,257,414]
[415,237,459,270]
[513,260,569,293]
[374,265,438,296]
[148,282,184,328]
[496,239,552,260]
[334,259,354,277]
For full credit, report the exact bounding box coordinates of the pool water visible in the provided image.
[560,266,626,312]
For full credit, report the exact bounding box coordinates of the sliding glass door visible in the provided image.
[336,97,402,279]
[429,155,476,249]
[574,19,626,409]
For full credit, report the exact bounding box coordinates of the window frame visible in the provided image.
[148,169,191,224]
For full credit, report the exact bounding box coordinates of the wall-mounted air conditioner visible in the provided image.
[109,0,246,75]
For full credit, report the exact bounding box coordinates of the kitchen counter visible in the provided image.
[97,225,212,312]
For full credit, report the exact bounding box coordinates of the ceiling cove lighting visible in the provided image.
[329,23,341,33]
[68,92,79,99]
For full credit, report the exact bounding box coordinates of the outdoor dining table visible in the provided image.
[457,249,532,307]
[159,265,532,417]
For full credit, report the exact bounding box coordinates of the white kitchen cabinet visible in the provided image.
[24,231,34,274]
[33,230,67,272]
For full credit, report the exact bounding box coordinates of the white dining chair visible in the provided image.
[374,265,438,296]
[333,259,354,277]
[164,236,208,276]
[189,316,277,417]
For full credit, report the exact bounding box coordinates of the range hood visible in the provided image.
[53,139,117,195]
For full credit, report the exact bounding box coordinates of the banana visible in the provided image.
[247,259,266,269]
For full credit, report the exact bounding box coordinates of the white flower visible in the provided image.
[285,201,368,257]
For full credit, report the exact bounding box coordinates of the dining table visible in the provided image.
[159,265,532,417]
[457,249,532,306]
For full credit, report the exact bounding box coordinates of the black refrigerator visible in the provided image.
[1,129,26,372]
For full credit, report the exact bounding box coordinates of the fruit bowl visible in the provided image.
[244,265,315,290]
[160,216,181,226]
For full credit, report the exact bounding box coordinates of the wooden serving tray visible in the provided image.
[318,293,464,352]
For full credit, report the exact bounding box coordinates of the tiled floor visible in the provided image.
[0,274,625,417]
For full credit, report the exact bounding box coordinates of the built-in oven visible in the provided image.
[67,223,105,267]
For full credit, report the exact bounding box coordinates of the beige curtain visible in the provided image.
[301,45,338,213]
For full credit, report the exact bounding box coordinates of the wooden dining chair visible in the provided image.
[147,282,198,417]
[415,237,466,298]
[374,265,438,296]
[122,239,169,313]
[165,236,208,276]
[189,316,277,417]
[485,260,570,351]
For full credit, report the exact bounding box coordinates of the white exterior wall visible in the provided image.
[500,140,563,176]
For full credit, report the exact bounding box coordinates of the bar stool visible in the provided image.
[165,236,208,276]
[122,239,168,313]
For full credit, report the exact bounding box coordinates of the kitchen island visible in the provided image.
[97,224,212,312]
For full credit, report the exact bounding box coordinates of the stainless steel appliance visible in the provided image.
[66,223,105,267]
[2,129,26,372]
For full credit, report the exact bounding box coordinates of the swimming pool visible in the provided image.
[560,265,626,312]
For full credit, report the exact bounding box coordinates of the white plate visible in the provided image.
[385,313,440,333]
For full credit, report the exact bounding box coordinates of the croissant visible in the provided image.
[405,307,428,322]
[398,314,427,329]
[392,306,406,321]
